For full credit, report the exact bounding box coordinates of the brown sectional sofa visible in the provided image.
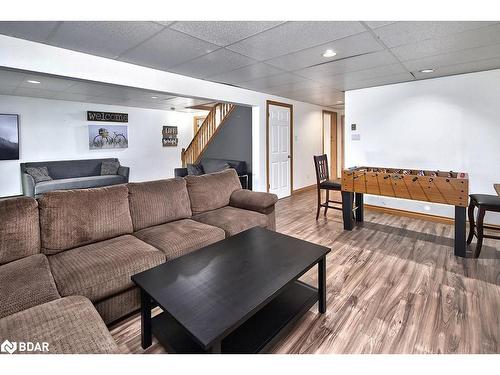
[0,169,278,354]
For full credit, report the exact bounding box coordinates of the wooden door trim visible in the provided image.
[266,100,293,194]
[322,110,338,179]
[341,115,345,171]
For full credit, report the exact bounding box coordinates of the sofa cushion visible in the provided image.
[128,178,192,231]
[0,296,118,354]
[48,235,165,302]
[39,185,133,254]
[193,206,268,237]
[0,254,60,319]
[185,169,242,214]
[134,219,225,260]
[0,196,40,265]
[35,175,126,195]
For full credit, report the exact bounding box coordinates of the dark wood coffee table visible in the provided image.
[131,227,330,354]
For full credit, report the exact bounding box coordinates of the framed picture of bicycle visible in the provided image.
[88,125,128,150]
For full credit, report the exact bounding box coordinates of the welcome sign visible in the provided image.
[87,111,128,123]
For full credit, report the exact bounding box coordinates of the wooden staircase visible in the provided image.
[181,102,235,167]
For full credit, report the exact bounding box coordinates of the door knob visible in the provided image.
[287,155,292,159]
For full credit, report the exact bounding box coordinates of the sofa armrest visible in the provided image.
[229,189,278,214]
[174,168,188,178]
[117,166,130,182]
[21,173,36,198]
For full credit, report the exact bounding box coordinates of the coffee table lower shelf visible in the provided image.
[152,280,318,354]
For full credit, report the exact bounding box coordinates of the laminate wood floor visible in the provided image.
[110,190,499,354]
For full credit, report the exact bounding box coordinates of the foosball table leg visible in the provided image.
[342,191,354,230]
[355,193,364,222]
[454,206,466,258]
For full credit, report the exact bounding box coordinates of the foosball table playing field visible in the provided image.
[341,166,469,257]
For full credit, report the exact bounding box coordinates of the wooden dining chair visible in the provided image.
[467,194,500,257]
[313,154,343,220]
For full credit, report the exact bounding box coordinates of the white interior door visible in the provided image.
[268,104,291,198]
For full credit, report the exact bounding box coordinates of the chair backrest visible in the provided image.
[20,158,120,180]
[313,154,329,184]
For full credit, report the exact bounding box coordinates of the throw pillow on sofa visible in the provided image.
[25,167,52,183]
[101,161,120,175]
[187,163,204,176]
[201,159,232,174]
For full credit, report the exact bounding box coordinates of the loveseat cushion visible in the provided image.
[134,219,225,260]
[0,196,40,265]
[0,254,60,319]
[128,178,192,231]
[48,235,165,302]
[185,169,242,214]
[35,175,125,195]
[193,206,268,237]
[39,185,133,254]
[0,296,118,354]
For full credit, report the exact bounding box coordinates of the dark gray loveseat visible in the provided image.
[21,158,129,198]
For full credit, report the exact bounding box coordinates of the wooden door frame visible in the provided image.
[322,110,338,179]
[266,100,293,194]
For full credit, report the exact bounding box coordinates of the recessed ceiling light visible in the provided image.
[151,96,158,99]
[322,49,337,58]
[26,80,41,84]
[420,69,434,73]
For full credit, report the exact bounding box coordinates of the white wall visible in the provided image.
[0,35,329,194]
[0,94,195,196]
[345,69,500,224]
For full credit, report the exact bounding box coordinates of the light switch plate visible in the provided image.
[351,123,357,131]
[351,133,361,141]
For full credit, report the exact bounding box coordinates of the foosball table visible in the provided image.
[341,166,469,257]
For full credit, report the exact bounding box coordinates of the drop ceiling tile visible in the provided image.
[227,21,365,60]
[49,21,164,59]
[50,92,94,102]
[412,56,500,79]
[0,85,18,95]
[208,63,285,84]
[296,50,398,80]
[265,32,384,71]
[0,21,59,43]
[402,43,500,72]
[13,87,58,99]
[345,72,415,91]
[171,21,284,47]
[239,73,308,91]
[66,82,127,97]
[119,28,219,70]
[169,49,257,79]
[372,21,499,48]
[363,21,395,29]
[391,23,500,61]
[20,75,77,91]
[321,63,407,86]
[0,70,26,86]
[265,79,327,96]
[155,21,175,27]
